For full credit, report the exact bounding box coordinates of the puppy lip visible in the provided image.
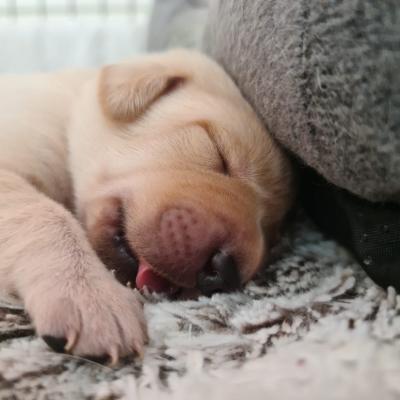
[107,218,140,288]
[110,215,184,292]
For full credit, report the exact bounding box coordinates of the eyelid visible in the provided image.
[197,121,230,176]
[215,144,229,175]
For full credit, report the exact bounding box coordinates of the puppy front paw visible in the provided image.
[27,278,147,364]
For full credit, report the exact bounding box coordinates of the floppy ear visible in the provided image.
[98,63,185,123]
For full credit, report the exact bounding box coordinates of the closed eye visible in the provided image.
[215,144,229,175]
[196,121,230,176]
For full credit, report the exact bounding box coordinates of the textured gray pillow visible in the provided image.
[203,1,400,202]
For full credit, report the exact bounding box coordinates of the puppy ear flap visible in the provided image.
[98,63,185,123]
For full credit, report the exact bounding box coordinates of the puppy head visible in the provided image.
[69,49,293,297]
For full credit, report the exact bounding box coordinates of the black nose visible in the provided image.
[196,251,241,296]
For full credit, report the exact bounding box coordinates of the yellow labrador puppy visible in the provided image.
[0,49,293,363]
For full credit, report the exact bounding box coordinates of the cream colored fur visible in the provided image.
[0,49,292,362]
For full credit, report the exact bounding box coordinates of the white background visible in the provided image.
[0,0,154,73]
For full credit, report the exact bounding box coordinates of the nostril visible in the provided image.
[197,251,241,297]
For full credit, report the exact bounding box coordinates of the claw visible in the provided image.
[108,345,119,367]
[111,269,116,276]
[134,289,146,305]
[133,341,145,360]
[42,335,67,353]
[127,281,132,288]
[64,330,78,353]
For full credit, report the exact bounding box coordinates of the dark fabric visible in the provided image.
[300,166,400,291]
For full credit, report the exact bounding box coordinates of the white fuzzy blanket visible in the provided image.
[1,217,400,400]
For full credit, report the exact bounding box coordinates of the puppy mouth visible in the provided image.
[110,227,179,294]
[101,207,244,297]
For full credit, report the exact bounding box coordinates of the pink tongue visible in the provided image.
[136,259,174,293]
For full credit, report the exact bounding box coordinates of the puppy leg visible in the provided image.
[0,169,147,362]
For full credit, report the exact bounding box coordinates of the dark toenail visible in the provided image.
[81,354,110,364]
[42,335,67,353]
[197,251,241,297]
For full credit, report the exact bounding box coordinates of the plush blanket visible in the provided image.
[1,217,400,399]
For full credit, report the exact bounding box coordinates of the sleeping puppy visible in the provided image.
[0,49,293,363]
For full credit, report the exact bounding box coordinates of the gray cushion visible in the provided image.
[203,1,400,202]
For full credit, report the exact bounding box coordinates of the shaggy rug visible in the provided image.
[1,216,400,400]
